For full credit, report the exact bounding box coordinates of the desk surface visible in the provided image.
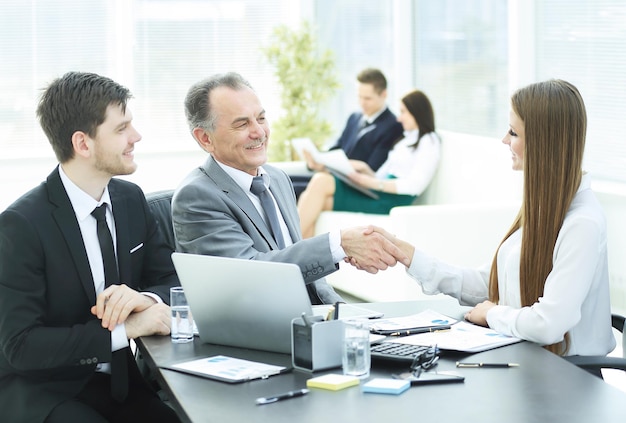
[138,300,626,423]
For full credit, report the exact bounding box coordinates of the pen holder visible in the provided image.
[291,317,344,372]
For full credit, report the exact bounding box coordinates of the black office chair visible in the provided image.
[137,190,176,392]
[565,313,626,372]
[145,189,176,251]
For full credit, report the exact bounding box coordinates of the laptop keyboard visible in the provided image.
[370,342,430,363]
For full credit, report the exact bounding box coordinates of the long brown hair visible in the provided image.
[488,80,586,355]
[399,89,436,149]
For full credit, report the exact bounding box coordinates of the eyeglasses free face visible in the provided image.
[410,345,440,377]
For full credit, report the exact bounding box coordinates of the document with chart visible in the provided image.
[392,321,523,353]
[292,138,379,199]
[291,137,354,175]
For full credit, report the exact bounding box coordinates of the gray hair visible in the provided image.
[184,72,254,133]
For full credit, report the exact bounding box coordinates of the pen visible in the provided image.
[456,362,520,368]
[388,325,451,336]
[333,301,340,320]
[255,388,310,405]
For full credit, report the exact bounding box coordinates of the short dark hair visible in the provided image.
[357,68,387,94]
[184,72,253,133]
[36,72,131,163]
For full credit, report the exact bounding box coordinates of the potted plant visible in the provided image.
[262,21,340,161]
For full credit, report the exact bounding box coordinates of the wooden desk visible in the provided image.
[137,300,626,422]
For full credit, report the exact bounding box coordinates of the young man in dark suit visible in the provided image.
[0,72,181,422]
[328,68,404,171]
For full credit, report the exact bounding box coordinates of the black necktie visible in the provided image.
[91,205,118,288]
[91,204,128,403]
[250,176,285,249]
[346,117,371,154]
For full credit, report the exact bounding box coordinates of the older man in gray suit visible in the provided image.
[172,72,409,305]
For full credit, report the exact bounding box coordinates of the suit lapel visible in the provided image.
[203,156,279,248]
[109,181,131,285]
[266,167,302,243]
[47,168,97,304]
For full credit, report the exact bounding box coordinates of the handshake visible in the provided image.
[339,226,416,274]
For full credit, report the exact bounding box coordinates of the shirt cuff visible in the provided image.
[329,230,347,263]
[407,249,442,295]
[111,323,129,352]
[142,291,163,304]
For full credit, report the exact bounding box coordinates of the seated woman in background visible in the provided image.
[297,89,441,238]
[368,79,615,358]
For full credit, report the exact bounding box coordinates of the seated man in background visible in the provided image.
[0,72,181,422]
[322,67,404,172]
[172,72,409,305]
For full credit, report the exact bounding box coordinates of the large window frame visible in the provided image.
[2,0,626,211]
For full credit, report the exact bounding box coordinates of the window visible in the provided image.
[1,0,626,208]
[534,0,626,182]
[0,0,300,158]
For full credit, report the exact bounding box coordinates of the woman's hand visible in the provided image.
[347,171,373,187]
[349,160,374,175]
[464,301,496,327]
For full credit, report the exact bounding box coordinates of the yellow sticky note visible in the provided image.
[306,374,360,391]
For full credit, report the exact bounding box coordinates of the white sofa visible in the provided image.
[284,131,626,318]
[307,131,523,302]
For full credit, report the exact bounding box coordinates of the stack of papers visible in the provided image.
[362,378,410,395]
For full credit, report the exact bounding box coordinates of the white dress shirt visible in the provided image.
[375,130,441,195]
[406,173,616,356]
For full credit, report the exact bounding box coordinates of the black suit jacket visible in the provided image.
[0,167,179,422]
[330,107,404,171]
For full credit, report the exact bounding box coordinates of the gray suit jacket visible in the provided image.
[172,155,343,305]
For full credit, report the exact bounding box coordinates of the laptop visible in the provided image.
[171,252,315,354]
[171,253,384,354]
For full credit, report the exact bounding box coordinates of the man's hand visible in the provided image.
[340,226,410,274]
[303,150,326,172]
[365,226,415,266]
[464,300,495,327]
[91,284,157,331]
[125,303,172,339]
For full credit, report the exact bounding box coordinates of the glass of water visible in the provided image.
[342,319,371,379]
[170,287,194,343]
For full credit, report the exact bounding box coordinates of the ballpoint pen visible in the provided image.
[255,388,310,405]
[387,325,451,337]
[456,362,520,368]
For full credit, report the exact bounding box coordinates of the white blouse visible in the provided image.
[406,173,616,356]
[375,130,441,196]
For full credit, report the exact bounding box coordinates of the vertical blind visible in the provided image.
[1,0,625,184]
[0,0,294,157]
[534,0,626,182]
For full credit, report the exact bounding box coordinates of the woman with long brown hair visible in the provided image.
[377,79,615,356]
